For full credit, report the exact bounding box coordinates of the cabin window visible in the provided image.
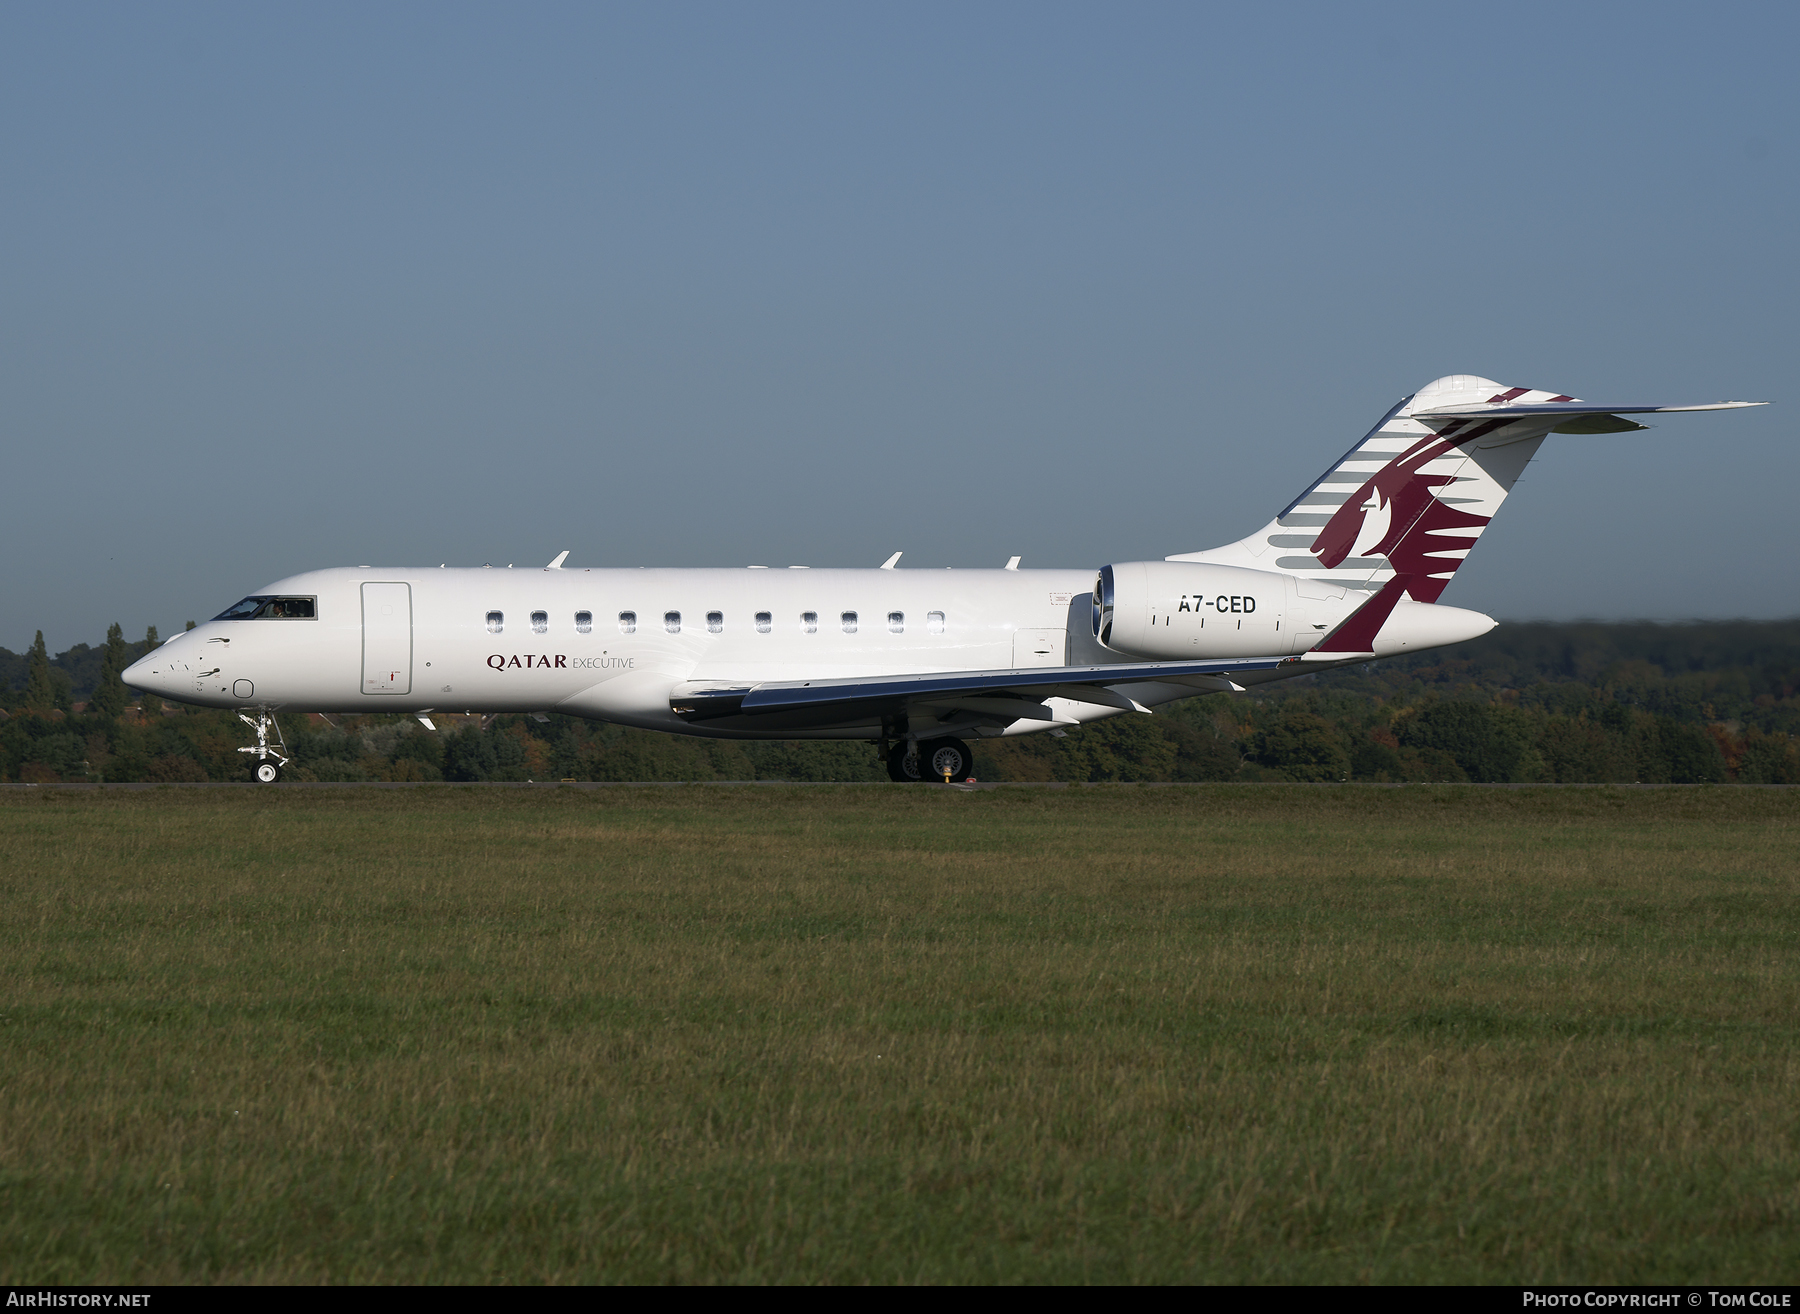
[927,611,945,634]
[575,610,592,634]
[531,610,548,634]
[887,611,904,634]
[841,611,858,634]
[665,610,681,634]
[755,611,772,633]
[618,611,637,634]
[486,610,504,634]
[801,611,818,633]
[707,610,723,633]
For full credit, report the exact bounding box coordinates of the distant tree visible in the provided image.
[23,632,55,712]
[145,753,209,783]
[1538,714,1633,783]
[444,728,501,781]
[1399,702,1539,782]
[1164,718,1242,781]
[88,623,130,720]
[1050,714,1179,782]
[392,728,446,774]
[1251,708,1351,782]
[139,626,163,718]
[1647,720,1727,784]
[1397,745,1469,782]
[1737,732,1800,784]
[1347,728,1404,781]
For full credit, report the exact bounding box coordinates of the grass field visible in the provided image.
[1,784,1796,1284]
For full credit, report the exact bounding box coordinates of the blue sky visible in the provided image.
[3,1,1794,650]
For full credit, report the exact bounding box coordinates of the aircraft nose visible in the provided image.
[122,654,161,691]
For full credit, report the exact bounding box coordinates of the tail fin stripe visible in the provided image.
[1309,435,1465,569]
[1274,396,1411,520]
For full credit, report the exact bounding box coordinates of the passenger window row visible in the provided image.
[485,609,946,635]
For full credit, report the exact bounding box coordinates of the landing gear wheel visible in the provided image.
[920,737,973,783]
[237,710,290,783]
[886,741,922,783]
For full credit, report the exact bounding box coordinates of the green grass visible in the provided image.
[1,784,1796,1283]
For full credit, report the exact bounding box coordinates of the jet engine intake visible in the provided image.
[1094,560,1316,659]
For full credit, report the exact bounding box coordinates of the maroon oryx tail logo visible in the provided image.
[1308,421,1503,603]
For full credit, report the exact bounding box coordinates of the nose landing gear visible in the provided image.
[237,710,290,783]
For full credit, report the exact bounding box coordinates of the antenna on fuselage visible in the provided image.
[547,550,570,570]
[880,552,902,569]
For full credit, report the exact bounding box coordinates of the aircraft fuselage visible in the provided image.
[124,562,1376,739]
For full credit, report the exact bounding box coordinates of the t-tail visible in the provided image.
[1169,374,1764,602]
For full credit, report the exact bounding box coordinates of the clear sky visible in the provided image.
[3,1,1794,651]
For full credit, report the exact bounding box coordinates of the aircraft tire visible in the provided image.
[886,741,922,782]
[919,737,973,783]
[253,761,282,784]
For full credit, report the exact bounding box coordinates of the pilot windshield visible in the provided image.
[212,596,317,620]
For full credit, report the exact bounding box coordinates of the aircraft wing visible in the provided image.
[670,655,1292,729]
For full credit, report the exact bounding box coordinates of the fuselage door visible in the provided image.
[1012,628,1066,667]
[362,582,412,695]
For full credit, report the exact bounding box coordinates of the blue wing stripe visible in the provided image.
[735,656,1291,714]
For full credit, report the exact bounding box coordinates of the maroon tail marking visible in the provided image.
[1313,574,1414,653]
[1309,434,1451,569]
[1380,499,1488,602]
[1308,422,1502,598]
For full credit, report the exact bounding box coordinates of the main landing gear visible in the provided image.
[886,737,974,783]
[238,710,290,784]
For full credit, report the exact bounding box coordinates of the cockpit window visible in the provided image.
[213,595,317,620]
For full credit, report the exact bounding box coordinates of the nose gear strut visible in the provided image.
[237,710,290,783]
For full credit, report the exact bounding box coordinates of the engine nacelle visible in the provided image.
[1092,561,1496,661]
[1094,561,1318,658]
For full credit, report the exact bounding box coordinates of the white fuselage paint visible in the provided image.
[122,563,1493,739]
[128,565,1101,738]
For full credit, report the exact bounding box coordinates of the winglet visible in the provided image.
[880,552,902,569]
[547,551,570,570]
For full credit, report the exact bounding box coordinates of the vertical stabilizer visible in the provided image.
[1169,376,1567,600]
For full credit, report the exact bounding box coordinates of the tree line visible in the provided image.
[2,620,1797,784]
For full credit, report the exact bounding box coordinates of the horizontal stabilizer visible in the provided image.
[1413,400,1764,419]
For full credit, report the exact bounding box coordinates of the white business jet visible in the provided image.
[123,376,1762,783]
